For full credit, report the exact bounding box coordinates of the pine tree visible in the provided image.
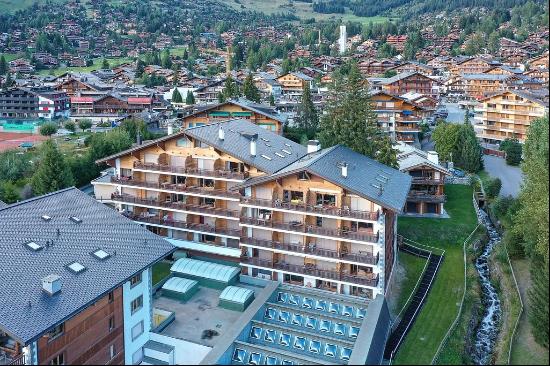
[0,55,7,75]
[31,140,74,195]
[318,63,395,164]
[171,88,183,103]
[186,90,195,105]
[457,123,483,173]
[242,74,261,103]
[295,83,318,137]
[269,94,275,106]
[101,58,110,69]
[222,76,239,100]
[161,49,172,69]
[376,136,398,168]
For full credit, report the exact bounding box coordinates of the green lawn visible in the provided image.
[391,251,428,318]
[0,0,63,13]
[1,53,21,62]
[220,0,396,24]
[38,56,134,76]
[152,261,172,285]
[393,185,479,364]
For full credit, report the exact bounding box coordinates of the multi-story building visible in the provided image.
[70,92,155,122]
[450,57,499,76]
[0,188,174,365]
[476,89,549,144]
[396,142,449,216]
[358,59,398,77]
[370,91,424,144]
[276,72,314,100]
[369,72,440,99]
[0,87,69,119]
[180,98,286,134]
[92,120,411,299]
[387,61,436,76]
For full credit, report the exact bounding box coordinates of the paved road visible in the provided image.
[442,102,467,124]
[483,155,523,197]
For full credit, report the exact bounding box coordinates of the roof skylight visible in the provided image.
[41,215,52,222]
[69,216,82,224]
[92,249,111,260]
[260,154,272,161]
[25,241,43,251]
[282,149,292,155]
[66,261,86,274]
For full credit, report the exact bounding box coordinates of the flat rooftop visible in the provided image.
[153,284,260,347]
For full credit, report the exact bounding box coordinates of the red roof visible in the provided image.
[71,96,94,103]
[128,97,152,104]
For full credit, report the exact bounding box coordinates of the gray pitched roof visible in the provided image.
[235,145,412,212]
[185,119,307,174]
[0,200,7,208]
[0,188,174,345]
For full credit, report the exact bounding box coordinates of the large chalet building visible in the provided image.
[368,72,440,99]
[180,98,286,134]
[0,87,70,120]
[0,188,174,365]
[92,119,411,299]
[476,89,549,144]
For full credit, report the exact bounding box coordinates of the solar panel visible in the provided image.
[309,340,321,354]
[291,313,303,326]
[342,305,354,317]
[341,347,353,361]
[293,336,306,350]
[315,300,326,311]
[264,329,276,343]
[305,316,317,330]
[324,344,337,358]
[328,302,339,314]
[302,297,313,309]
[277,292,287,303]
[265,307,276,320]
[249,352,262,365]
[349,326,360,339]
[334,323,346,336]
[356,308,367,319]
[278,311,290,323]
[319,319,331,333]
[250,326,262,340]
[265,356,278,365]
[279,333,291,347]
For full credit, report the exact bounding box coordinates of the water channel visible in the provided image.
[472,208,502,365]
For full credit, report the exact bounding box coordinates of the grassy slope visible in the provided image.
[509,259,549,365]
[394,185,478,364]
[38,56,134,76]
[220,0,395,24]
[390,251,428,318]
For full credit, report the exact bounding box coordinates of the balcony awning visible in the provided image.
[209,111,231,117]
[231,111,253,117]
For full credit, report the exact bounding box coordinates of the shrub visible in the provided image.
[39,122,58,136]
[485,178,502,199]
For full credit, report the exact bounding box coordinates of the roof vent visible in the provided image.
[41,215,52,222]
[307,140,320,154]
[42,275,61,296]
[340,162,348,178]
[69,216,82,224]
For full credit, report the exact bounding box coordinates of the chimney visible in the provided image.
[167,122,173,135]
[250,137,257,156]
[307,140,320,153]
[341,162,348,178]
[137,130,142,145]
[42,274,61,296]
[427,151,439,165]
[218,125,225,140]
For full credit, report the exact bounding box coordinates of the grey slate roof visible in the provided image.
[0,200,7,208]
[185,119,307,174]
[0,188,174,345]
[235,145,412,212]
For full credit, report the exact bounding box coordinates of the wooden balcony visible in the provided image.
[111,194,240,218]
[240,216,379,243]
[240,237,379,265]
[410,177,445,185]
[126,214,242,238]
[111,176,241,199]
[241,256,379,287]
[133,161,248,180]
[407,192,446,203]
[240,197,379,221]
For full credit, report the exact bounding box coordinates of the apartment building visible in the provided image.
[70,92,154,121]
[450,57,498,75]
[0,87,69,119]
[92,120,411,299]
[276,72,314,100]
[396,142,449,216]
[180,98,285,134]
[369,72,440,99]
[358,59,399,77]
[370,91,424,144]
[0,188,174,365]
[476,89,549,144]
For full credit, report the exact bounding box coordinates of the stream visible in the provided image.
[472,208,502,365]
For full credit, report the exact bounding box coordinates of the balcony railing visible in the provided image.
[410,177,446,185]
[407,192,446,203]
[111,194,240,218]
[240,197,379,221]
[240,237,379,265]
[126,214,242,237]
[8,355,25,366]
[241,256,379,287]
[133,161,248,180]
[111,176,241,199]
[240,217,379,243]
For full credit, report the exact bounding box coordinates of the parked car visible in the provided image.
[451,168,466,177]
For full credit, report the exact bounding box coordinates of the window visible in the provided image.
[48,323,64,340]
[130,273,142,288]
[131,296,143,314]
[108,291,114,303]
[316,216,323,227]
[176,138,191,147]
[109,316,115,332]
[109,344,116,360]
[131,321,144,341]
[50,352,64,365]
